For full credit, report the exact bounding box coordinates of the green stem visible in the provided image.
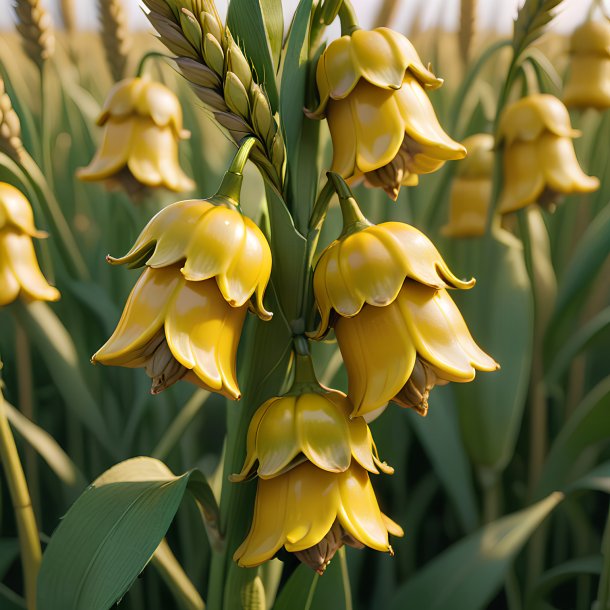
[0,360,41,610]
[135,51,175,78]
[39,63,54,191]
[596,501,610,609]
[327,172,371,236]
[338,0,359,35]
[214,137,258,210]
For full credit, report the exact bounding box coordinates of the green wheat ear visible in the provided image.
[513,0,564,57]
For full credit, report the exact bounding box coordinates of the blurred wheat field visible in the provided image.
[1,1,610,610]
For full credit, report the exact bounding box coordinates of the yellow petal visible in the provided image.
[396,74,466,159]
[93,267,178,366]
[255,395,300,478]
[110,199,213,268]
[397,282,498,381]
[539,133,600,195]
[136,80,185,135]
[563,58,610,110]
[2,233,59,302]
[165,278,246,399]
[310,244,336,338]
[442,178,491,238]
[335,300,417,417]
[0,183,46,237]
[219,217,271,310]
[0,236,21,306]
[98,78,145,125]
[77,119,132,181]
[327,98,358,177]
[182,207,246,283]
[497,141,545,214]
[234,475,289,566]
[350,81,405,173]
[295,393,352,473]
[337,465,392,552]
[283,465,338,551]
[321,35,360,100]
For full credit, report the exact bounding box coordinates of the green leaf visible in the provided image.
[388,493,563,610]
[279,0,314,208]
[272,565,317,610]
[65,280,121,337]
[565,460,610,496]
[546,203,610,357]
[37,457,216,610]
[227,0,280,111]
[451,229,533,471]
[536,377,610,498]
[407,389,479,532]
[0,539,20,579]
[260,0,284,69]
[10,300,112,455]
[0,584,26,610]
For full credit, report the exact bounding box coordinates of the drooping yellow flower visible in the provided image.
[234,461,403,574]
[77,77,195,195]
[311,179,497,417]
[307,27,465,199]
[497,95,599,214]
[0,182,60,306]
[442,133,494,238]
[93,147,273,396]
[231,389,394,482]
[563,19,610,110]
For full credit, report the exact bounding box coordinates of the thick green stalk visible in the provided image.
[0,360,41,610]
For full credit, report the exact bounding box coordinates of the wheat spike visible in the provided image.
[13,0,55,69]
[98,0,130,82]
[373,0,400,28]
[459,0,477,68]
[0,78,24,161]
[142,0,285,192]
[60,0,76,34]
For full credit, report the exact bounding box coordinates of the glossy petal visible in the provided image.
[337,464,393,552]
[320,35,359,103]
[564,57,610,109]
[165,277,246,399]
[497,140,545,214]
[0,183,46,237]
[92,267,179,366]
[397,281,498,382]
[327,97,358,177]
[442,178,491,238]
[0,236,21,306]
[396,74,466,159]
[110,199,213,267]
[98,77,146,124]
[539,133,600,194]
[136,80,185,134]
[335,300,417,416]
[77,119,133,181]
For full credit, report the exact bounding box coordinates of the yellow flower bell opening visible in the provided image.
[307,27,465,199]
[441,133,494,238]
[0,182,60,306]
[77,76,195,195]
[563,19,610,110]
[497,94,599,214]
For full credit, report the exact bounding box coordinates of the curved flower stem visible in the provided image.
[338,0,359,35]
[215,137,258,210]
[135,51,175,78]
[0,359,41,610]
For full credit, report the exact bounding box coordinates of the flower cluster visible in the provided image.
[0,182,59,306]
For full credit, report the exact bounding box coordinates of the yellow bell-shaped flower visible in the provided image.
[497,95,599,214]
[311,176,497,417]
[441,134,494,238]
[307,27,465,199]
[93,141,272,396]
[563,19,610,110]
[77,77,195,195]
[234,461,403,574]
[0,182,60,306]
[231,389,394,481]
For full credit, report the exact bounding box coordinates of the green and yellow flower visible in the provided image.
[308,27,465,199]
[78,77,195,195]
[497,95,599,214]
[0,182,60,306]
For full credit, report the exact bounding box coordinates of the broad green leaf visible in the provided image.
[37,457,217,610]
[407,388,479,533]
[4,401,86,489]
[10,300,112,455]
[227,0,279,111]
[565,460,610,496]
[65,280,121,337]
[279,0,314,208]
[546,203,610,357]
[450,229,533,471]
[525,556,601,610]
[536,377,610,498]
[272,564,317,610]
[260,0,284,69]
[388,493,563,610]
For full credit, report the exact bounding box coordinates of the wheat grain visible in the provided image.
[98,0,130,82]
[13,0,55,69]
[0,78,24,161]
[60,0,76,34]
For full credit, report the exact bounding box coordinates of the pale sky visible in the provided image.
[0,0,607,34]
